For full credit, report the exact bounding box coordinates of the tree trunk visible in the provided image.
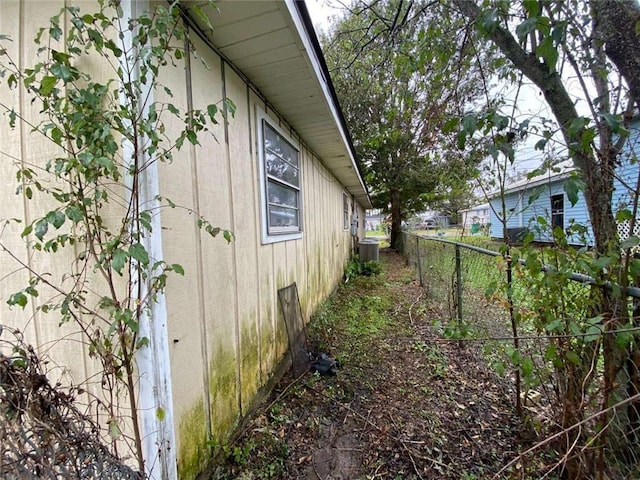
[389,189,402,250]
[592,0,640,447]
[452,2,628,475]
[592,0,640,111]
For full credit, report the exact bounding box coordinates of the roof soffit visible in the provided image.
[182,0,371,208]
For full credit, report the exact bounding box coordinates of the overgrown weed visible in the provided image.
[215,257,394,479]
[310,258,390,360]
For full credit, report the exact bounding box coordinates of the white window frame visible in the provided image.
[343,193,350,230]
[257,109,303,244]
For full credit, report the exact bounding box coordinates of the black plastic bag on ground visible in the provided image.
[309,352,340,375]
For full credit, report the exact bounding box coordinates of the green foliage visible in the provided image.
[344,255,382,281]
[223,442,254,467]
[323,1,492,248]
[448,5,640,473]
[309,263,394,362]
[312,282,392,364]
[213,408,289,479]
[442,319,472,340]
[343,294,391,338]
[0,0,232,473]
[488,216,636,475]
[410,218,639,476]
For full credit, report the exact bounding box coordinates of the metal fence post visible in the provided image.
[416,236,423,286]
[506,255,522,417]
[455,243,463,325]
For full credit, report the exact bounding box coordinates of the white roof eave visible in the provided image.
[184,1,371,209]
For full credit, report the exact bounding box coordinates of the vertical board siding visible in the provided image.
[164,34,363,479]
[246,85,265,388]
[0,0,39,346]
[155,32,213,478]
[0,0,109,395]
[156,31,206,423]
[226,66,262,416]
[0,0,144,464]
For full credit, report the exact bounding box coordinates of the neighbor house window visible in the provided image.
[257,111,302,243]
[551,194,564,229]
[343,193,349,230]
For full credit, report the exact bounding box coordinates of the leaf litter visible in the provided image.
[212,249,525,480]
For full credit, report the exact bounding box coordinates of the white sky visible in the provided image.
[305,0,338,35]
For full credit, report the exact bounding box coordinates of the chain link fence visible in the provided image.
[0,326,141,480]
[400,231,640,476]
[401,233,510,339]
[401,231,640,337]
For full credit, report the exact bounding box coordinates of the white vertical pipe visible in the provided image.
[518,193,523,227]
[119,2,177,479]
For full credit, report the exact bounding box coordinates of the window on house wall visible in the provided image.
[257,111,302,243]
[551,194,564,229]
[343,193,349,230]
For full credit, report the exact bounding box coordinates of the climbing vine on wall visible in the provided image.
[0,0,232,475]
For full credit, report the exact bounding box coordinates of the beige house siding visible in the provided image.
[161,45,362,476]
[0,0,106,393]
[0,1,369,479]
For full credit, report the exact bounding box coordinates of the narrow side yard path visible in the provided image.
[213,250,521,480]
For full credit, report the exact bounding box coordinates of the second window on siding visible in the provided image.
[343,193,349,230]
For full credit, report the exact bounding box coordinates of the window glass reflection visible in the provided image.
[268,182,298,208]
[265,151,299,187]
[269,205,299,227]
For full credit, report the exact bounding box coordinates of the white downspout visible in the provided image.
[120,2,177,479]
[518,193,524,227]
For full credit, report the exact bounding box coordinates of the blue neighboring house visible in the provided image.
[489,117,640,245]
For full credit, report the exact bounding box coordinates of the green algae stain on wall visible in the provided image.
[177,399,209,480]
[288,267,297,290]
[175,239,354,479]
[208,340,240,444]
[299,291,310,323]
[315,247,322,278]
[176,318,274,479]
[319,249,331,298]
[259,305,275,378]
[275,309,288,360]
[276,269,285,290]
[239,315,260,415]
[274,269,288,358]
[260,278,275,378]
[177,340,243,479]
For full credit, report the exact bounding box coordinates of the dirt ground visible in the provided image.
[211,249,524,480]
